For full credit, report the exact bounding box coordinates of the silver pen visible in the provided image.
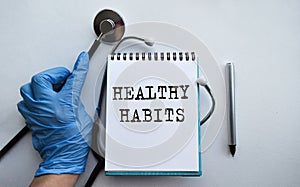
[225,62,236,157]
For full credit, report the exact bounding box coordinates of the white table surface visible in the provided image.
[1,0,300,186]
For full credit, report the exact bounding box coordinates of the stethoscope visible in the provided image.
[87,9,215,126]
[0,9,215,187]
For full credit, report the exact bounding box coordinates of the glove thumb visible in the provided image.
[64,52,90,98]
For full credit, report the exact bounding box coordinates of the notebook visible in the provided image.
[105,52,201,176]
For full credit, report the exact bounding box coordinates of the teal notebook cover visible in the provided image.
[105,52,201,176]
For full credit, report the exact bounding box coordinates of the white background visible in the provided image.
[0,0,300,186]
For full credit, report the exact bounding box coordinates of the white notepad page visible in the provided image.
[105,52,200,173]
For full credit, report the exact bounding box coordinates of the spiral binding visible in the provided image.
[110,52,196,61]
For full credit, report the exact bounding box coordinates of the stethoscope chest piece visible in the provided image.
[93,9,125,43]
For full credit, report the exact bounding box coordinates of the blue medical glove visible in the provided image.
[17,52,92,176]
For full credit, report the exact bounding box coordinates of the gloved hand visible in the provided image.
[17,52,92,176]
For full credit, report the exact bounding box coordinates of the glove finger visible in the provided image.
[20,83,36,108]
[63,52,89,99]
[17,101,34,129]
[31,67,70,100]
[17,101,53,130]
